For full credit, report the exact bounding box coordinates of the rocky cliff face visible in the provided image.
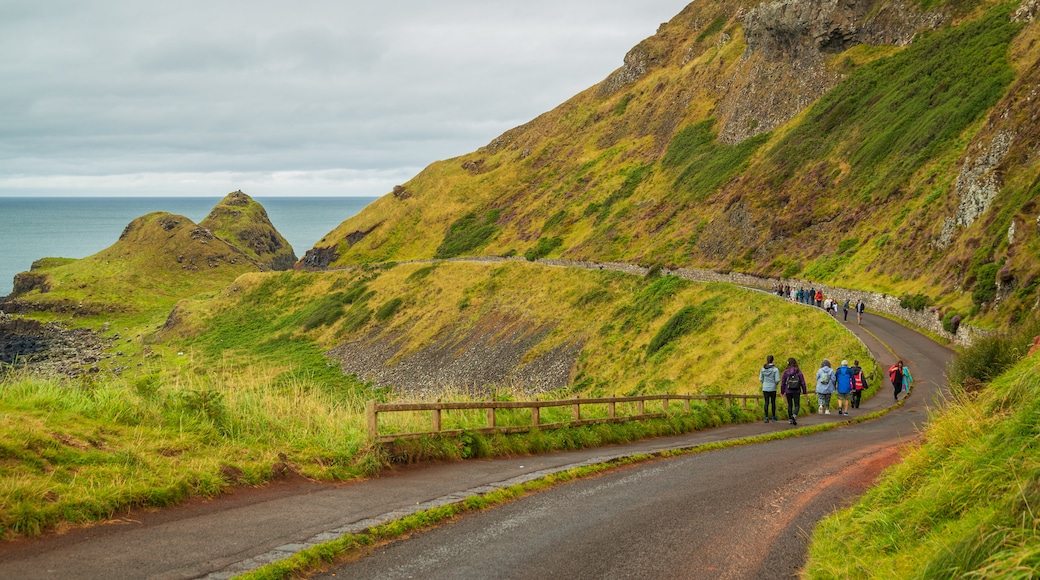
[718,0,946,143]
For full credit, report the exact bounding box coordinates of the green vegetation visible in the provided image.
[805,325,1040,578]
[646,299,720,356]
[768,4,1021,196]
[434,209,501,259]
[663,119,770,201]
[899,293,932,311]
[524,236,564,261]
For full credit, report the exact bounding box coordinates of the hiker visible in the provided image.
[834,359,854,416]
[815,289,824,307]
[815,359,836,414]
[759,355,781,423]
[889,360,904,401]
[856,299,865,324]
[808,286,816,306]
[843,299,850,321]
[902,362,914,394]
[781,358,807,425]
[850,359,868,409]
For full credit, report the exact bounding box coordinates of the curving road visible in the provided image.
[313,311,953,580]
[0,310,953,579]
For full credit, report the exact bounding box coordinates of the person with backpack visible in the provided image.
[759,355,781,423]
[834,360,854,416]
[902,362,914,394]
[781,358,807,425]
[889,360,904,401]
[815,359,836,414]
[849,359,868,409]
[856,299,865,324]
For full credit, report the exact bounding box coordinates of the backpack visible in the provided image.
[820,369,831,385]
[785,372,801,393]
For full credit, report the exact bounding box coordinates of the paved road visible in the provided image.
[313,311,953,579]
[0,310,953,579]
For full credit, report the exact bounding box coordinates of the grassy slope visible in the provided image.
[805,351,1040,578]
[0,261,872,539]
[174,261,873,397]
[316,0,1039,332]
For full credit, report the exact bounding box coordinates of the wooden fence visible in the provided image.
[366,393,759,443]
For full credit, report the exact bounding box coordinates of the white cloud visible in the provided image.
[0,0,688,197]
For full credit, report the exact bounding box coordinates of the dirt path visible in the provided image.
[0,304,952,579]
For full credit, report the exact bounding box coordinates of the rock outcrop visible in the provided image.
[719,0,946,143]
[199,190,298,271]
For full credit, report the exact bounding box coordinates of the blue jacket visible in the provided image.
[835,364,854,394]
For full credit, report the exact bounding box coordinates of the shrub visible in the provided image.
[972,262,1000,305]
[524,237,563,261]
[942,311,961,334]
[899,293,932,311]
[434,210,501,259]
[374,297,404,322]
[948,315,1040,386]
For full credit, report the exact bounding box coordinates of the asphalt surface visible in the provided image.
[0,309,954,579]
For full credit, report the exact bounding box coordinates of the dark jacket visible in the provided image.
[781,367,807,395]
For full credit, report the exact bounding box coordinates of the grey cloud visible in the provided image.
[1,0,689,196]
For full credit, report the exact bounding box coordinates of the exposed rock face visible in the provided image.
[0,312,114,376]
[719,0,946,143]
[327,314,582,395]
[200,191,298,271]
[955,129,1015,227]
[10,272,49,296]
[296,246,340,271]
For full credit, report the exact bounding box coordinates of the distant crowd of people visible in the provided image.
[757,355,913,425]
[772,283,866,324]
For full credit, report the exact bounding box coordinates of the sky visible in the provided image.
[1,1,689,198]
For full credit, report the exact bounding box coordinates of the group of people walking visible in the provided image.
[758,355,910,425]
[772,284,866,324]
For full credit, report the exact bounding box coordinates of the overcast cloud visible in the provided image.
[1,1,688,197]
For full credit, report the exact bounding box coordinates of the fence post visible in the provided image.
[532,406,540,427]
[684,397,690,412]
[487,407,496,428]
[637,399,644,416]
[609,398,616,418]
[431,408,441,433]
[663,397,669,415]
[366,400,378,440]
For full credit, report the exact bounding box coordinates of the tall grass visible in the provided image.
[0,364,376,540]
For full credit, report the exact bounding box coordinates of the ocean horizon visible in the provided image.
[0,196,376,298]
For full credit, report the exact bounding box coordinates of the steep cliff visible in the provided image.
[307,0,1040,330]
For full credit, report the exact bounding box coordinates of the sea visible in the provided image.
[0,197,377,298]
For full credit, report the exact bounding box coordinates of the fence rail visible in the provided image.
[366,393,759,443]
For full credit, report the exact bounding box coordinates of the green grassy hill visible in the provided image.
[306,0,1040,333]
